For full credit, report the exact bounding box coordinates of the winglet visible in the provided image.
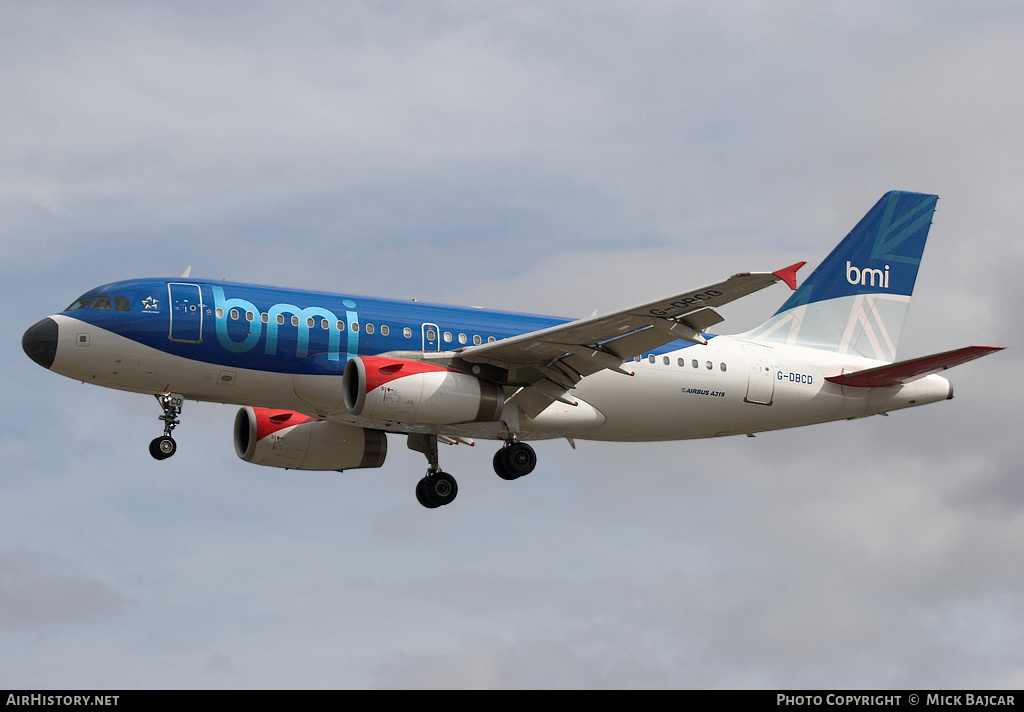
[772,262,805,291]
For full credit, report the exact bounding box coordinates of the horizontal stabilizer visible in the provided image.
[825,346,1003,388]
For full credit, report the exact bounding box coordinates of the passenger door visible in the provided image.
[168,283,204,343]
[742,343,775,405]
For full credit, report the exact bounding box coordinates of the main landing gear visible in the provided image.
[408,433,538,509]
[408,433,458,509]
[493,439,537,481]
[149,393,184,461]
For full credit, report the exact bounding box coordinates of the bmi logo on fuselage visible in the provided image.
[211,286,356,361]
[846,261,890,289]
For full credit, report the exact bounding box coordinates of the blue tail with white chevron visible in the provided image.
[747,191,938,362]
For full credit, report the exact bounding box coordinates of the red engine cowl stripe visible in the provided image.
[252,407,318,440]
[359,356,450,394]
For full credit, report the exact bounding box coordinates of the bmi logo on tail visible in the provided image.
[846,262,890,288]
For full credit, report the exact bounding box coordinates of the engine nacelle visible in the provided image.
[343,356,504,424]
[234,406,387,471]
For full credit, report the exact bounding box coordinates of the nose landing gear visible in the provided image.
[149,393,184,460]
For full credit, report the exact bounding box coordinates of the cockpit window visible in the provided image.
[66,295,97,311]
[66,294,130,312]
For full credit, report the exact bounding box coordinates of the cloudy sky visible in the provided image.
[3,1,1023,689]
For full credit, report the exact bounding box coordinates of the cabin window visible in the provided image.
[692,359,698,368]
[337,321,345,331]
[473,335,482,345]
[247,311,255,322]
[366,324,375,335]
[706,361,713,370]
[678,358,684,367]
[216,308,224,319]
[381,325,389,336]
[648,355,655,363]
[230,309,239,320]
[262,313,269,323]
[663,356,670,365]
[721,362,727,372]
[459,333,467,344]
[114,296,131,312]
[403,327,412,338]
[290,316,299,327]
[488,336,496,343]
[351,322,360,333]
[321,319,329,330]
[443,331,452,343]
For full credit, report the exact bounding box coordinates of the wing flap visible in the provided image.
[825,346,1003,388]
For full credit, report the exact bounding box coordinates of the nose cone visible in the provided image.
[23,317,58,369]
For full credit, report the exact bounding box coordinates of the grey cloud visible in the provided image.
[0,550,125,628]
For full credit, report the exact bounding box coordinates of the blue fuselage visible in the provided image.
[62,278,573,374]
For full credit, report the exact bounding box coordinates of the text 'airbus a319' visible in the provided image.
[23,191,1002,508]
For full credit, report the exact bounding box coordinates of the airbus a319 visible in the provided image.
[22,192,1001,508]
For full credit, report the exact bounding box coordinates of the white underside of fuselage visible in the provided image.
[48,314,953,445]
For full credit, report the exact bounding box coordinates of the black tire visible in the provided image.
[149,436,176,460]
[421,471,458,507]
[416,478,439,508]
[504,442,536,478]
[493,448,518,480]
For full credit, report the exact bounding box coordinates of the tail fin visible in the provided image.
[746,191,938,362]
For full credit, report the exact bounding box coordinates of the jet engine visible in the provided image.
[343,356,504,424]
[234,406,387,471]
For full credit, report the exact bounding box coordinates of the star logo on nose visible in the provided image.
[142,296,160,311]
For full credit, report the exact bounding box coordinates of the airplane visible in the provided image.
[22,191,1002,508]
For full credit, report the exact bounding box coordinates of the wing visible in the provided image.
[824,346,1003,388]
[457,263,804,416]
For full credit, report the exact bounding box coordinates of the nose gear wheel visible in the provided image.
[150,393,184,460]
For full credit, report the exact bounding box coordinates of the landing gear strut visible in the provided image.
[149,393,184,461]
[493,439,537,480]
[408,433,458,508]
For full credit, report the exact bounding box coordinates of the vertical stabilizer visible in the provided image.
[745,191,937,362]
